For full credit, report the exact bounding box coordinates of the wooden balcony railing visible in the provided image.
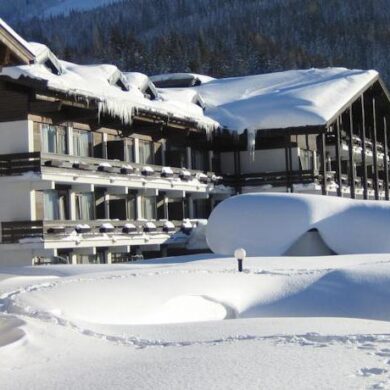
[1,219,197,244]
[0,152,222,185]
[223,169,319,187]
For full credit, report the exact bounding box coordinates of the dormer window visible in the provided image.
[44,59,61,75]
[114,77,129,92]
[144,86,157,101]
[109,70,130,92]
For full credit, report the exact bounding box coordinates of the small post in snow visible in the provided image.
[234,248,246,273]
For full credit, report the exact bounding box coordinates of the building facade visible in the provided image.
[0,20,390,265]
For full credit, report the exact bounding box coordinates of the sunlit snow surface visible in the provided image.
[1,254,390,389]
[207,193,390,256]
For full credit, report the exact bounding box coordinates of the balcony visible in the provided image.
[223,168,319,188]
[1,219,198,247]
[0,152,230,195]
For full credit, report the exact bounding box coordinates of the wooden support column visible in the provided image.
[288,140,293,192]
[372,97,379,200]
[233,148,241,194]
[320,132,327,195]
[335,119,342,197]
[284,137,291,192]
[361,95,368,199]
[348,108,356,198]
[384,117,389,200]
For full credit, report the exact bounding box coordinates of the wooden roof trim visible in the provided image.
[0,25,35,65]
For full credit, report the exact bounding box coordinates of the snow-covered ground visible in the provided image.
[1,254,390,389]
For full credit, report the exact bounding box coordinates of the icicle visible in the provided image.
[247,129,256,161]
[98,98,135,126]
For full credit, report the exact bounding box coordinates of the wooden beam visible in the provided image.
[372,97,379,200]
[348,108,356,198]
[384,117,389,201]
[361,95,368,199]
[320,132,327,195]
[335,120,342,197]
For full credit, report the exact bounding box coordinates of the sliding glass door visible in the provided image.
[75,193,95,220]
[43,190,68,220]
[73,129,92,157]
[41,124,67,154]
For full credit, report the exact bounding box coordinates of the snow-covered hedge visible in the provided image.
[206,193,390,256]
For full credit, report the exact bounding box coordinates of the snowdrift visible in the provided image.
[6,258,390,326]
[206,193,390,256]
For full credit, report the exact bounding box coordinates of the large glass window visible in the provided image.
[127,194,137,220]
[125,140,135,163]
[41,124,67,154]
[139,140,153,165]
[141,196,157,220]
[43,190,68,220]
[299,149,313,171]
[73,129,92,157]
[75,193,95,220]
[192,149,209,171]
[193,199,211,219]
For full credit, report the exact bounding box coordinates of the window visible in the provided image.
[299,149,313,171]
[76,253,105,264]
[127,194,137,220]
[193,199,211,219]
[75,193,95,220]
[73,129,92,157]
[125,140,135,163]
[192,149,208,171]
[43,190,68,220]
[139,140,154,165]
[41,124,67,154]
[141,196,157,220]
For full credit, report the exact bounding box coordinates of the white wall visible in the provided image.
[0,181,34,221]
[0,120,33,154]
[220,148,300,175]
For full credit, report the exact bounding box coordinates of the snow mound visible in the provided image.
[207,193,390,256]
[0,316,25,348]
[147,295,231,324]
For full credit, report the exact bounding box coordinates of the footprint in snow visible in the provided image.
[358,367,388,377]
[375,349,390,357]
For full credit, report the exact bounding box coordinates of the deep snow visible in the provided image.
[1,254,390,389]
[207,193,390,256]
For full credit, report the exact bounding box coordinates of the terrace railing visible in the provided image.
[0,152,222,185]
[223,169,319,188]
[1,219,196,244]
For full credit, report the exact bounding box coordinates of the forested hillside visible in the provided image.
[4,0,390,82]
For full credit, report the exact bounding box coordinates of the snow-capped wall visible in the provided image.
[206,193,390,256]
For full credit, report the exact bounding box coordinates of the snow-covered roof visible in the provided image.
[162,68,379,134]
[0,19,384,139]
[151,73,215,88]
[0,60,218,132]
[0,18,36,63]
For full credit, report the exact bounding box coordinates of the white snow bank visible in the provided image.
[207,193,390,256]
[186,220,209,250]
[6,256,390,327]
[0,316,25,347]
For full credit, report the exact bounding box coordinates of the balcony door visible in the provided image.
[141,196,157,220]
[75,193,95,221]
[41,124,67,154]
[73,129,93,157]
[43,190,68,220]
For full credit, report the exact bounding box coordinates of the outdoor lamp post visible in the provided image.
[234,248,246,272]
